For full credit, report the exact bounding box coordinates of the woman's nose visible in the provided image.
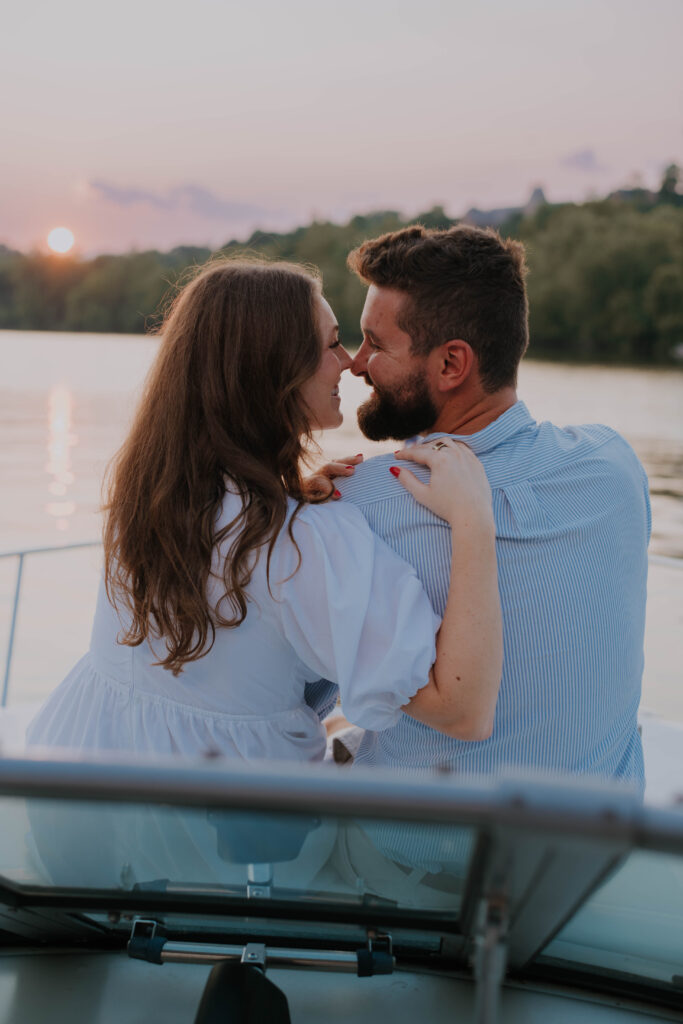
[338,345,353,372]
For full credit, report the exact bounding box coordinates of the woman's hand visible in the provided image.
[303,453,363,502]
[391,438,493,531]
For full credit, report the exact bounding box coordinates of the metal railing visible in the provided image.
[0,541,101,707]
[0,543,681,709]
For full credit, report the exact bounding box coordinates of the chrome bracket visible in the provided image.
[473,896,508,1024]
[130,917,158,941]
[357,929,394,977]
[246,862,273,899]
[366,928,392,956]
[241,942,267,971]
[128,917,167,964]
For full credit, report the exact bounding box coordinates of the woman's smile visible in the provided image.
[299,294,352,430]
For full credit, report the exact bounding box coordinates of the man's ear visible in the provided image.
[432,339,475,392]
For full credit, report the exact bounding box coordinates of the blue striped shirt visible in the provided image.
[337,401,650,787]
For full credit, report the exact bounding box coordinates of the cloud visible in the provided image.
[560,149,607,173]
[90,180,172,209]
[89,180,272,222]
[173,185,268,221]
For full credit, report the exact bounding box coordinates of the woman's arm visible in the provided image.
[393,439,502,741]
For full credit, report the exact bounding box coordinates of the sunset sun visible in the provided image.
[47,227,75,253]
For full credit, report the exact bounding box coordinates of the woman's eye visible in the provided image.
[330,339,341,349]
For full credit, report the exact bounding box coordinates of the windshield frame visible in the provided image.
[1,755,682,1013]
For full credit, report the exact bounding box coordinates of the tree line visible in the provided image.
[1,171,682,365]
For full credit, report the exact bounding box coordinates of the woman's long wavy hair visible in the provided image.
[103,258,324,674]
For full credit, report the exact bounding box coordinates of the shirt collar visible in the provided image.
[417,401,536,456]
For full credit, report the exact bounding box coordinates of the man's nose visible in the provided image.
[350,341,369,377]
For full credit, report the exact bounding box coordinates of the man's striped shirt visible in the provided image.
[336,401,650,788]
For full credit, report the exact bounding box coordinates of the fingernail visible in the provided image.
[389,466,400,478]
[394,450,401,455]
[333,489,341,498]
[345,465,355,470]
[356,453,363,459]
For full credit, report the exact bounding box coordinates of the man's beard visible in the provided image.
[357,371,438,441]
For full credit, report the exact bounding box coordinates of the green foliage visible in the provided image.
[8,252,88,329]
[1,196,682,364]
[219,210,407,342]
[511,201,683,363]
[63,253,169,333]
[658,163,683,206]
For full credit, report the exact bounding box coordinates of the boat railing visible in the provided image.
[1,542,681,710]
[1,541,101,708]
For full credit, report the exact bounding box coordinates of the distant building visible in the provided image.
[462,187,547,228]
[606,187,657,206]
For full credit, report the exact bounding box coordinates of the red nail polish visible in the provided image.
[333,489,341,498]
[389,466,400,478]
[345,465,354,469]
[356,454,363,459]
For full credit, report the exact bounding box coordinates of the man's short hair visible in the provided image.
[347,224,529,393]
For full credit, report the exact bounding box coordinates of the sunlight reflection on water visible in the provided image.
[2,331,680,554]
[45,385,78,531]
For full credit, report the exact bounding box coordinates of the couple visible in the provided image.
[28,225,650,791]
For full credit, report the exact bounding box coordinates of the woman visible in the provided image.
[27,259,501,762]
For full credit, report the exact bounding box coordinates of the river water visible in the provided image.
[1,331,682,718]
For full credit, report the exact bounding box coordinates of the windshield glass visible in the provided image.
[0,794,473,917]
[2,762,682,1008]
[541,848,683,987]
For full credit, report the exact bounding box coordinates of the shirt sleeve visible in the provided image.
[303,679,339,720]
[268,503,441,732]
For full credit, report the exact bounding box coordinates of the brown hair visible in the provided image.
[347,224,529,392]
[103,259,323,674]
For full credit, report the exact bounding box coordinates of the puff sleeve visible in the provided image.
[268,503,440,732]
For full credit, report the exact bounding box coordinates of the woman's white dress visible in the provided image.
[27,493,440,763]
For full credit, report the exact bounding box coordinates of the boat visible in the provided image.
[0,754,682,1023]
[1,541,682,1021]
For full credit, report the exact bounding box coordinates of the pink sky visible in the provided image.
[1,0,681,255]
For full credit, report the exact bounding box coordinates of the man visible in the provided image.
[336,224,651,786]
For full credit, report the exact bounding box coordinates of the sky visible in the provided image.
[1,0,682,255]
